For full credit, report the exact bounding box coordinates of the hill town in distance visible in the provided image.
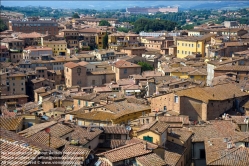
[1,1,249,166]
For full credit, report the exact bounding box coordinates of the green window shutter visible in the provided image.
[148,136,153,143]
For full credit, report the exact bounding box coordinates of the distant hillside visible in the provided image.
[190,1,249,10]
[2,1,249,10]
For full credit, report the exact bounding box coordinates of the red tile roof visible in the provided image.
[62,145,91,166]
[71,126,103,145]
[103,126,129,135]
[137,120,169,134]
[205,137,249,166]
[0,117,23,131]
[0,128,57,152]
[49,123,74,137]
[125,137,158,149]
[110,139,127,149]
[114,60,141,68]
[64,62,79,69]
[175,83,249,103]
[164,141,185,166]
[191,120,239,142]
[0,138,40,165]
[29,131,68,149]
[136,153,167,166]
[18,121,58,137]
[98,142,152,163]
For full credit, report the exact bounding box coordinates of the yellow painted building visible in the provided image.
[108,33,139,51]
[139,37,150,46]
[176,33,215,58]
[170,67,195,79]
[170,67,207,82]
[136,121,169,146]
[187,70,207,82]
[170,71,189,79]
[42,40,68,56]
[96,31,109,49]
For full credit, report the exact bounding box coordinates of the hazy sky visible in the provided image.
[1,1,249,10]
[1,1,206,9]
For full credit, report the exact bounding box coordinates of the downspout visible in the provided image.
[192,142,195,165]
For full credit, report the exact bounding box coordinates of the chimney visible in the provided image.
[144,142,148,150]
[227,142,233,149]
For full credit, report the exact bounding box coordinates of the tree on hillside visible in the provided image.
[99,20,111,26]
[181,24,195,30]
[133,18,177,34]
[138,62,153,72]
[103,32,108,49]
[0,19,8,32]
[72,13,80,18]
[117,27,129,33]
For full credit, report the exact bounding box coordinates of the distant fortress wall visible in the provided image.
[126,7,179,14]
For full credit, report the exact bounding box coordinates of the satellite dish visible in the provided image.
[126,126,131,131]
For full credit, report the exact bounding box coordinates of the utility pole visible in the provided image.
[49,133,51,147]
[45,127,51,147]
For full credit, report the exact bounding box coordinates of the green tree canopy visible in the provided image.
[99,20,111,26]
[133,18,177,34]
[181,24,195,30]
[72,13,80,18]
[138,62,153,72]
[102,32,108,49]
[0,19,8,32]
[117,27,129,33]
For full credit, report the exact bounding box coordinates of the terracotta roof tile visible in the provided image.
[98,142,152,162]
[0,138,40,165]
[159,116,190,125]
[104,100,150,119]
[175,83,249,103]
[188,69,207,76]
[49,123,74,137]
[71,126,102,145]
[164,141,185,166]
[230,116,249,125]
[0,128,57,152]
[136,153,167,166]
[214,65,249,71]
[168,128,193,142]
[64,62,80,69]
[103,126,129,135]
[62,145,91,166]
[191,120,239,142]
[205,137,249,166]
[171,66,195,73]
[74,111,115,122]
[18,121,58,137]
[17,32,44,38]
[114,60,141,68]
[110,139,127,149]
[125,137,158,149]
[29,131,68,149]
[1,109,16,117]
[0,117,23,131]
[137,120,169,134]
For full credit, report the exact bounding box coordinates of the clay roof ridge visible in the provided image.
[207,146,244,165]
[98,142,141,155]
